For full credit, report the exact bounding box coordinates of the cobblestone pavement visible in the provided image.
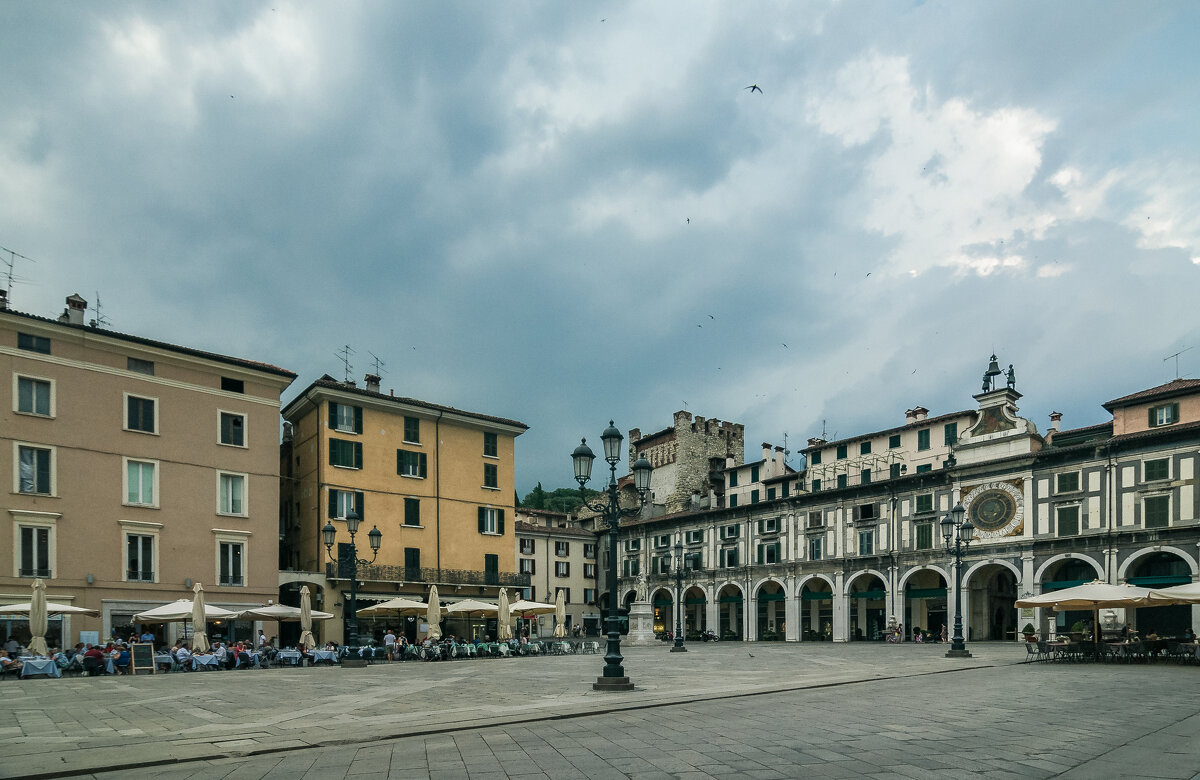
[4,642,1200,779]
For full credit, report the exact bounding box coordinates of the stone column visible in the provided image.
[833,571,848,642]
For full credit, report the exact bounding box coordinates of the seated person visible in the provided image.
[0,650,23,674]
[175,643,193,667]
[1184,627,1197,642]
[236,644,252,667]
[82,644,107,674]
[213,642,229,667]
[115,647,131,673]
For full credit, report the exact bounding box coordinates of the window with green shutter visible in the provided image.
[328,489,364,519]
[810,450,822,465]
[329,402,363,434]
[477,507,505,534]
[1149,403,1180,427]
[860,441,871,455]
[750,466,759,483]
[403,416,420,442]
[483,432,498,457]
[915,493,934,514]
[729,494,738,508]
[404,497,420,526]
[861,469,871,485]
[781,482,789,498]
[484,463,498,488]
[767,487,776,501]
[729,471,738,488]
[889,433,901,448]
[1056,471,1080,493]
[836,444,847,460]
[811,479,821,492]
[1144,458,1169,482]
[944,422,957,445]
[917,429,930,451]
[750,489,759,504]
[836,474,847,489]
[915,464,932,474]
[915,523,933,550]
[397,449,427,477]
[890,463,902,479]
[329,438,363,469]
[1144,495,1170,529]
[1057,505,1080,536]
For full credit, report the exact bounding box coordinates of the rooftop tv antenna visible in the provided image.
[334,344,355,382]
[367,350,387,378]
[88,292,112,328]
[1164,346,1192,380]
[0,244,36,306]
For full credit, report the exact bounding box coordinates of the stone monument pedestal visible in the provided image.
[625,600,656,646]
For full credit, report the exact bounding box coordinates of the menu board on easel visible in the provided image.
[131,642,156,675]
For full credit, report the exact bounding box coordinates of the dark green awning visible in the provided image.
[850,589,887,600]
[684,597,707,605]
[719,595,743,604]
[653,598,673,607]
[1042,579,1089,591]
[1128,575,1191,587]
[801,591,832,601]
[757,592,786,601]
[906,587,947,599]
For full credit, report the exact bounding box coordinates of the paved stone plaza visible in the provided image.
[3,642,1199,779]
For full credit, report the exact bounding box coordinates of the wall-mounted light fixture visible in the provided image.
[184,578,193,588]
[86,573,94,584]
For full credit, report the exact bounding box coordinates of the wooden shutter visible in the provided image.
[354,406,363,434]
[419,453,428,478]
[1149,407,1156,426]
[497,509,505,535]
[478,507,486,534]
[355,491,364,517]
[353,442,363,469]
[328,401,338,429]
[328,489,338,518]
[1171,403,1180,424]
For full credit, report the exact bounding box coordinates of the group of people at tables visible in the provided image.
[1,636,131,677]
[1038,625,1198,661]
[367,628,585,660]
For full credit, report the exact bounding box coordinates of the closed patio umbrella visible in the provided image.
[553,589,566,638]
[497,589,511,641]
[191,583,210,653]
[426,585,442,641]
[28,579,48,656]
[298,585,317,649]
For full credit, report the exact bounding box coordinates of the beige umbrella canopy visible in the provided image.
[443,599,498,616]
[298,585,317,649]
[508,599,557,615]
[1147,582,1200,604]
[1015,580,1156,642]
[497,589,511,641]
[133,600,240,622]
[426,585,442,641]
[28,579,48,656]
[0,601,98,617]
[553,589,567,638]
[191,583,210,653]
[241,602,334,622]
[356,597,429,617]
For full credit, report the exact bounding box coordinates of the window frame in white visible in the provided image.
[555,541,569,557]
[217,410,248,448]
[123,392,159,435]
[808,535,823,561]
[13,442,56,496]
[123,525,159,583]
[122,457,159,508]
[519,538,535,555]
[624,538,641,553]
[685,529,704,545]
[213,530,250,587]
[654,534,670,549]
[519,557,535,575]
[584,562,597,578]
[12,510,59,579]
[1143,494,1171,529]
[479,507,500,534]
[216,471,249,517]
[1055,470,1082,494]
[760,517,779,534]
[555,560,570,577]
[332,403,358,433]
[13,374,54,418]
[719,546,739,568]
[857,528,874,556]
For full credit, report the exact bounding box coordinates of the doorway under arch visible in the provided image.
[847,574,887,641]
[798,578,833,641]
[755,581,785,640]
[904,569,947,642]
[968,564,1018,641]
[717,584,743,640]
[1130,552,1192,636]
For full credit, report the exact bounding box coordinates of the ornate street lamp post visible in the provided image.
[941,502,975,658]
[573,422,652,692]
[670,539,687,652]
[322,509,382,648]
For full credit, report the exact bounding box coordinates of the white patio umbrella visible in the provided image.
[442,599,498,616]
[132,600,241,622]
[553,589,567,638]
[241,602,334,622]
[0,601,98,617]
[28,579,48,656]
[191,583,210,653]
[1016,580,1156,642]
[508,599,557,615]
[497,589,511,641]
[356,596,429,617]
[426,585,442,641]
[1147,582,1200,604]
[298,585,317,649]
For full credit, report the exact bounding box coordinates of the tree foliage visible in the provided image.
[521,482,598,514]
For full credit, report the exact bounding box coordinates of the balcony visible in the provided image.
[325,563,530,588]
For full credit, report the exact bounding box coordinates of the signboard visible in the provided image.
[79,630,99,647]
[130,642,156,675]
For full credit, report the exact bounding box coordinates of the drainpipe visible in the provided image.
[435,411,443,573]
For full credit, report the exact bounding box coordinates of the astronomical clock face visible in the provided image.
[962,481,1024,538]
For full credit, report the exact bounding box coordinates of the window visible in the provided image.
[404,548,421,576]
[917,429,930,451]
[1148,403,1180,428]
[484,463,498,489]
[728,471,738,488]
[836,444,847,460]
[916,464,932,474]
[860,441,871,455]
[836,474,847,489]
[397,449,427,477]
[722,524,740,539]
[915,523,933,550]
[810,451,822,465]
[485,555,500,583]
[126,534,154,582]
[519,558,535,575]
[757,542,780,564]
[15,376,52,416]
[889,433,901,449]
[555,587,571,603]
[555,561,570,577]
[623,557,640,577]
[16,444,52,495]
[1056,472,1080,493]
[750,489,760,504]
[584,588,597,604]
[890,463,902,479]
[750,465,759,483]
[219,412,246,447]
[654,534,670,549]
[1144,458,1169,482]
[19,526,51,577]
[328,489,363,519]
[584,563,597,579]
[127,357,154,375]
[1057,505,1080,536]
[403,416,420,443]
[126,395,157,434]
[221,377,244,394]
[719,547,739,568]
[583,543,596,559]
[781,482,789,498]
[218,541,244,586]
[758,517,779,534]
[556,541,570,557]
[17,332,50,354]
[858,529,874,556]
[808,536,823,561]
[684,552,703,570]
[328,402,362,434]
[685,529,704,544]
[624,538,641,552]
[330,439,363,469]
[519,538,534,555]
[811,479,821,492]
[477,507,505,535]
[807,512,823,529]
[915,494,934,514]
[944,422,958,445]
[218,473,247,516]
[861,469,871,485]
[404,497,420,526]
[125,459,157,506]
[854,503,878,521]
[1144,495,1170,529]
[483,432,497,457]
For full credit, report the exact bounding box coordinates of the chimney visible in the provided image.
[775,446,786,471]
[807,437,826,448]
[906,406,929,422]
[1049,411,1062,432]
[58,293,87,325]
[364,374,381,393]
[762,442,772,463]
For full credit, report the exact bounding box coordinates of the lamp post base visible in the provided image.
[593,676,634,692]
[944,648,973,658]
[670,645,688,653]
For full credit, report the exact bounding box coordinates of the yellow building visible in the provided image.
[0,293,296,648]
[280,374,529,644]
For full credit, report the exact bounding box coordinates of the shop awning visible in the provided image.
[850,589,887,599]
[801,591,832,601]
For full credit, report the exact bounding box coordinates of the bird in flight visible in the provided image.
[745,84,762,94]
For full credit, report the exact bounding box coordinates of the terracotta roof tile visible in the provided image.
[1103,378,1200,410]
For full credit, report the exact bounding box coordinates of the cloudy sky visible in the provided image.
[3,2,1198,496]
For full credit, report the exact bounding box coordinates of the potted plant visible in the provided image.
[1022,623,1037,642]
[1069,620,1086,642]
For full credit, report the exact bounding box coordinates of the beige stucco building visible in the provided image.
[279,374,529,644]
[0,294,296,648]
[513,508,600,636]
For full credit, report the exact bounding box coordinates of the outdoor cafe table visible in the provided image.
[191,654,220,671]
[235,651,261,668]
[154,653,173,671]
[276,650,302,665]
[19,657,61,678]
[306,650,337,664]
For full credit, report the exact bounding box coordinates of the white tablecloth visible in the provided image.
[191,654,220,670]
[235,651,261,668]
[276,650,301,665]
[307,650,337,663]
[19,657,61,678]
[155,654,173,668]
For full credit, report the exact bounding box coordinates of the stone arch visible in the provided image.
[751,574,787,595]
[796,573,835,596]
[1117,545,1198,580]
[898,565,951,592]
[1034,553,1104,585]
[715,582,745,640]
[753,579,786,641]
[844,568,888,592]
[963,558,1022,588]
[845,570,888,642]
